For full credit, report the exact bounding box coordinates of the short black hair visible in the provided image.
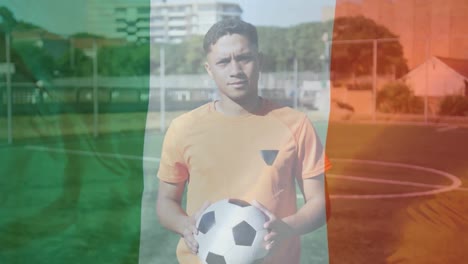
[203,18,258,54]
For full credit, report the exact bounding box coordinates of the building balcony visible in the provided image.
[149,21,165,27]
[168,20,187,27]
[168,30,187,37]
[169,11,187,17]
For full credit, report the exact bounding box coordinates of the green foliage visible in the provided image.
[331,16,408,78]
[55,48,93,77]
[0,7,409,78]
[439,95,468,116]
[0,6,327,75]
[71,32,106,39]
[12,21,41,31]
[0,6,17,32]
[257,23,331,72]
[12,42,56,81]
[377,82,423,114]
[98,44,149,76]
[180,35,206,74]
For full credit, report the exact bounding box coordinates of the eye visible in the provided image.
[237,54,254,64]
[216,58,230,66]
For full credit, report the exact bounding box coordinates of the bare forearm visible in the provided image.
[157,198,190,236]
[282,197,327,236]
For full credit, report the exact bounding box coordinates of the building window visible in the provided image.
[115,7,126,14]
[223,5,240,13]
[138,7,151,14]
[169,17,184,21]
[152,26,164,31]
[169,26,186,31]
[198,4,214,11]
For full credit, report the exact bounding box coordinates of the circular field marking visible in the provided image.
[327,159,462,199]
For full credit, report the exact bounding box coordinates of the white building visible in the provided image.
[151,0,242,43]
[403,56,468,97]
[85,0,242,43]
[85,0,149,42]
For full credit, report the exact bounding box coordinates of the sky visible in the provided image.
[180,0,337,27]
[1,0,336,35]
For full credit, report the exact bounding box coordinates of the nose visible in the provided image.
[229,60,243,77]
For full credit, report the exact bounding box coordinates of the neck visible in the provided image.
[216,95,262,116]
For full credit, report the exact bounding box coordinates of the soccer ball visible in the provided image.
[195,199,269,264]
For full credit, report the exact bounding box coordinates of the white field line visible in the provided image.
[453,186,468,191]
[24,145,160,162]
[323,159,462,199]
[327,174,448,189]
[436,125,458,132]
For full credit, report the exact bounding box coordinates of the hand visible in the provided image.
[182,201,210,254]
[251,200,295,251]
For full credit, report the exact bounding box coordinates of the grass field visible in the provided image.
[1,112,467,263]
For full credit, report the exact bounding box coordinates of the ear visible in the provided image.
[204,61,214,79]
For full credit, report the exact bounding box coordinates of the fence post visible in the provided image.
[6,32,12,144]
[372,39,377,122]
[92,39,99,137]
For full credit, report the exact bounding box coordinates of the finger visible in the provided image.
[184,238,197,254]
[191,224,199,235]
[186,236,199,253]
[183,227,198,245]
[266,240,275,250]
[263,219,275,230]
[191,239,198,249]
[264,231,277,242]
[185,218,198,236]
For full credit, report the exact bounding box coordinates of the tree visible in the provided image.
[377,82,423,114]
[12,42,56,81]
[98,43,149,76]
[330,16,408,79]
[257,27,290,72]
[55,47,93,77]
[181,35,205,74]
[0,7,44,82]
[257,23,329,73]
[439,95,468,116]
[0,6,17,33]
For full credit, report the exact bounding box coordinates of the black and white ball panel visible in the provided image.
[195,199,269,264]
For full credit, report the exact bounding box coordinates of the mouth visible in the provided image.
[228,80,248,88]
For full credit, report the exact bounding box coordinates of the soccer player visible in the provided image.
[156,18,331,264]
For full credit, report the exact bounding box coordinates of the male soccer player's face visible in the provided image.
[205,33,261,103]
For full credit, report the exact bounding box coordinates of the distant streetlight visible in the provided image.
[321,32,330,83]
[160,39,166,132]
[91,40,99,137]
[159,3,169,132]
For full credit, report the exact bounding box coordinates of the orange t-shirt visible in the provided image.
[157,99,331,264]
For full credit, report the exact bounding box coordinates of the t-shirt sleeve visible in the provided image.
[295,116,332,180]
[157,119,189,183]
